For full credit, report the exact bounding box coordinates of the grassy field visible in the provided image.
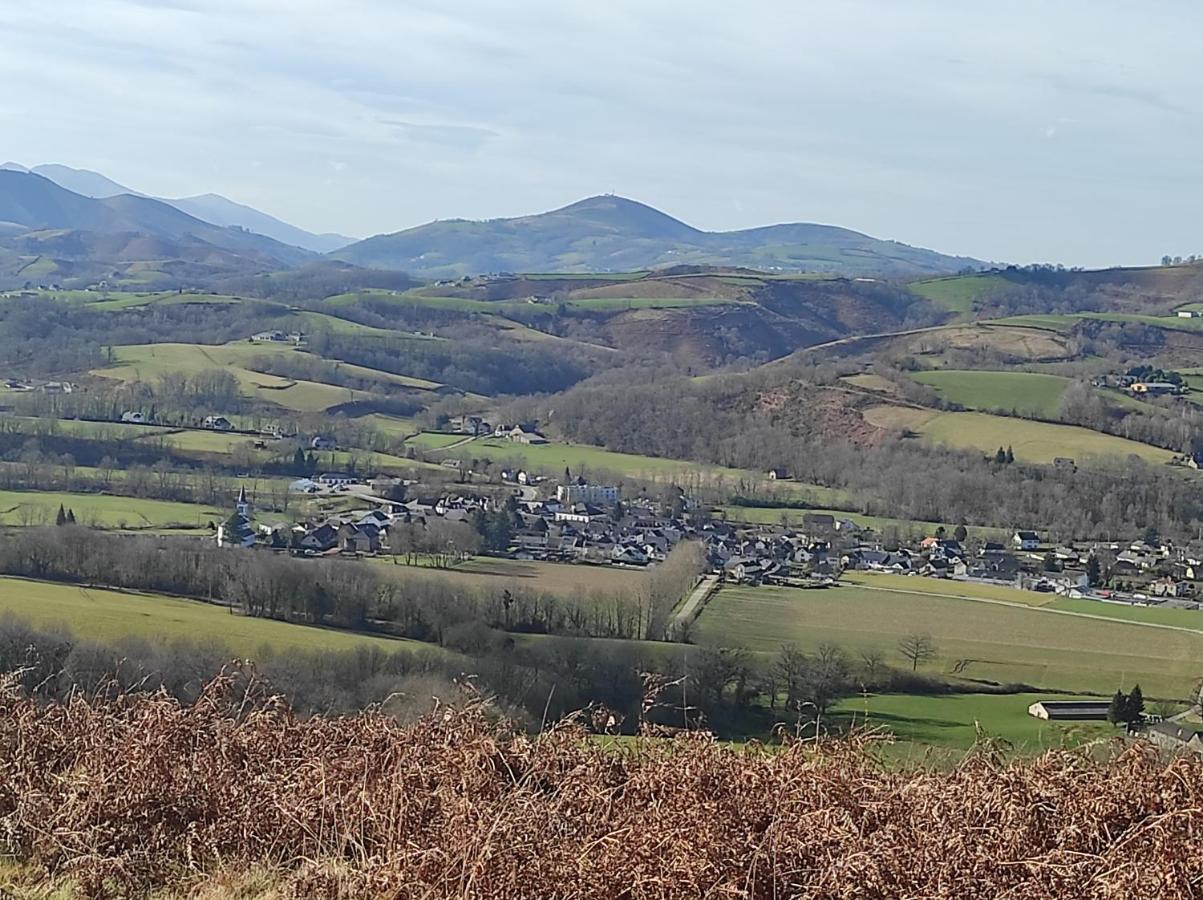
[372,556,640,595]
[408,432,471,451]
[456,438,851,503]
[908,273,1012,314]
[839,572,1050,606]
[0,577,425,655]
[716,506,1008,541]
[560,296,742,311]
[694,583,1203,696]
[841,373,900,394]
[96,342,368,413]
[834,691,1115,754]
[910,370,1070,418]
[0,489,223,529]
[988,311,1203,336]
[982,314,1079,332]
[92,341,429,412]
[863,405,1175,465]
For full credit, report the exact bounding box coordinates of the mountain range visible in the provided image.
[0,163,987,286]
[0,163,353,254]
[334,195,984,277]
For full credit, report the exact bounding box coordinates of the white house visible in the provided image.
[556,480,620,506]
[1013,530,1041,551]
[120,411,146,424]
[316,472,359,487]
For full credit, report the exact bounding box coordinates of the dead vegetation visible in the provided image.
[2,670,1203,898]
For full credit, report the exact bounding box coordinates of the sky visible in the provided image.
[1,0,1199,267]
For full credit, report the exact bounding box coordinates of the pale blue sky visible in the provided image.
[1,0,1198,266]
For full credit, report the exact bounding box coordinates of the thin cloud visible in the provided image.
[0,0,1201,266]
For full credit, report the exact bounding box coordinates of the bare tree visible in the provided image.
[897,633,937,672]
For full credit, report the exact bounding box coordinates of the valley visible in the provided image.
[5,170,1203,773]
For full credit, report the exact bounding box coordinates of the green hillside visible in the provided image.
[911,370,1070,417]
[334,195,983,278]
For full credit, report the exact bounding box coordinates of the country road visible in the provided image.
[672,574,719,628]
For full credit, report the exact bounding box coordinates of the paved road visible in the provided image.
[672,574,719,628]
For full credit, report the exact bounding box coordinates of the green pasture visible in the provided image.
[0,576,424,655]
[693,583,1203,697]
[833,692,1115,754]
[907,273,1012,314]
[0,489,223,529]
[865,406,1175,465]
[910,370,1070,418]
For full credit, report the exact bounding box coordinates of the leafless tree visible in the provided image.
[897,633,938,672]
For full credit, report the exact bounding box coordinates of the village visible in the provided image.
[216,465,1203,617]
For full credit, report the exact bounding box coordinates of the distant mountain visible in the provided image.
[335,195,985,277]
[168,194,352,254]
[30,164,144,200]
[23,163,353,254]
[0,170,315,287]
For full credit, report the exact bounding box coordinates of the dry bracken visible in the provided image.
[1,670,1202,898]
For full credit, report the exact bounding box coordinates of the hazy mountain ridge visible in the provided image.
[15,163,353,254]
[0,170,317,287]
[335,195,985,277]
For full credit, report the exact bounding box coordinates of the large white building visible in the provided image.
[556,480,620,506]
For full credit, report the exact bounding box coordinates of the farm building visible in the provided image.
[1027,700,1111,721]
[316,472,359,487]
[1130,382,1182,395]
[1146,721,1203,754]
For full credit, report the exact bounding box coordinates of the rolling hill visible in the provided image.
[334,194,986,278]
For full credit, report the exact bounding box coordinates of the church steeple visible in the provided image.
[236,485,250,517]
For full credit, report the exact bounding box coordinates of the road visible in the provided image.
[672,574,719,629]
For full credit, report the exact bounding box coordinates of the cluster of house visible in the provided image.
[221,483,493,554]
[249,330,305,345]
[1090,371,1188,397]
[446,416,549,444]
[4,379,75,394]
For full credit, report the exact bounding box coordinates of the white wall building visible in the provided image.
[556,482,620,505]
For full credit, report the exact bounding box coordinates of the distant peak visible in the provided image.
[0,162,28,173]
